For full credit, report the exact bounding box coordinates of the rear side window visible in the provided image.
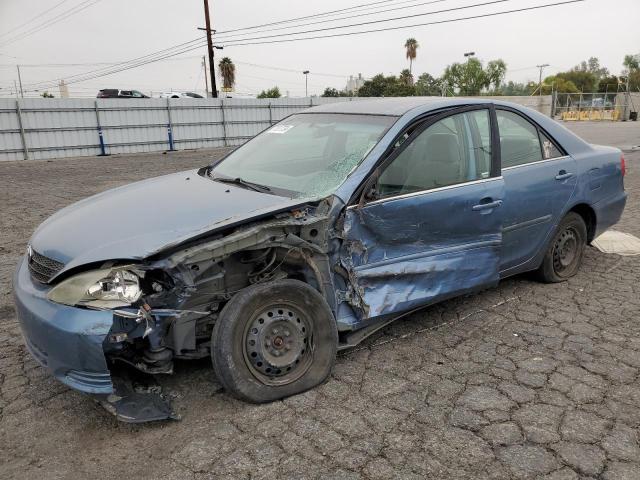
[540,131,563,159]
[376,109,492,197]
[497,110,543,168]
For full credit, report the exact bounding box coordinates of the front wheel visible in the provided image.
[535,212,587,283]
[211,279,337,402]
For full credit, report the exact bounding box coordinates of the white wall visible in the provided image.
[0,95,553,161]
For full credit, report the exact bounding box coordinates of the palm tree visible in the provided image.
[404,38,419,75]
[399,69,413,86]
[218,57,236,91]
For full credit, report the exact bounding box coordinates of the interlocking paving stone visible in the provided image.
[0,144,638,479]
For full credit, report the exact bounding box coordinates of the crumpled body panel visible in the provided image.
[341,178,504,321]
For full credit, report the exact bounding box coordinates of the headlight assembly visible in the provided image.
[48,267,143,308]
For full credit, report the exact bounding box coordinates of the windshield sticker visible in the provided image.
[268,125,294,134]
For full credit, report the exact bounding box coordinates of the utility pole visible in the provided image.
[16,65,24,98]
[202,55,209,98]
[203,0,217,98]
[537,64,550,96]
[303,70,310,97]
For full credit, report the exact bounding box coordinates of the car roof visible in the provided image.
[304,97,490,116]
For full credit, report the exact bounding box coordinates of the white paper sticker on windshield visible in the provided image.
[268,124,294,134]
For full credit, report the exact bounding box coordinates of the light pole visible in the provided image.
[537,64,550,96]
[303,70,310,97]
[463,51,475,60]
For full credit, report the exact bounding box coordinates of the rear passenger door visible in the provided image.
[498,109,577,274]
[341,106,504,321]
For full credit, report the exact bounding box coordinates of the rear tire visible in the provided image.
[211,279,337,403]
[535,212,587,283]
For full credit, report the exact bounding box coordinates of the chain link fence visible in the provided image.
[553,92,636,122]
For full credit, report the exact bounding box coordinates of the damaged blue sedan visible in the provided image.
[13,98,626,421]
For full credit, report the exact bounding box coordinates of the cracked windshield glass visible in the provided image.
[211,113,395,198]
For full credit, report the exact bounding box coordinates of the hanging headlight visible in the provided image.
[48,267,143,308]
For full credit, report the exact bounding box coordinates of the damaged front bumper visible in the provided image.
[13,256,114,394]
[13,257,177,422]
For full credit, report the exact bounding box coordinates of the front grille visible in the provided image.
[28,249,64,283]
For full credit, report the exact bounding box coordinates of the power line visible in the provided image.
[221,0,586,47]
[215,0,421,35]
[215,0,515,44]
[15,0,584,92]
[0,0,72,38]
[214,0,449,40]
[4,0,469,89]
[234,60,354,78]
[0,0,102,48]
[21,37,206,88]
[22,41,210,91]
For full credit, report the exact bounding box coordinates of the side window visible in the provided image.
[540,131,563,159]
[377,109,492,197]
[497,110,543,168]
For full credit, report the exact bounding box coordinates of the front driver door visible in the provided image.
[341,106,504,321]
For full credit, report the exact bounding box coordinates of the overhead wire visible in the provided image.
[0,0,102,48]
[221,0,586,47]
[18,0,503,89]
[215,0,521,44]
[214,0,428,35]
[0,0,72,38]
[12,0,584,92]
[213,0,449,40]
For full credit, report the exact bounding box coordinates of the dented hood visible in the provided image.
[30,169,301,276]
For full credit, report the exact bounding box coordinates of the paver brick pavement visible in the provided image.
[0,130,639,479]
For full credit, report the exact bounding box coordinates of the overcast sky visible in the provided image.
[0,0,638,98]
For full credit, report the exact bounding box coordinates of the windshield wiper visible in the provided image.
[210,174,271,193]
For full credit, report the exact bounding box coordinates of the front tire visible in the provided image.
[211,279,337,402]
[536,212,587,283]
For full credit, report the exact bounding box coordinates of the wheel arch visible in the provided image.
[568,203,597,243]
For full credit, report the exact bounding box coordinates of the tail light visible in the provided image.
[621,154,626,177]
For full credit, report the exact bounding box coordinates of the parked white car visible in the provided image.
[158,91,204,99]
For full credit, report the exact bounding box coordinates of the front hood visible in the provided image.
[30,170,303,276]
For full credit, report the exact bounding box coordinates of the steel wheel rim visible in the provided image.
[553,227,579,274]
[243,303,314,386]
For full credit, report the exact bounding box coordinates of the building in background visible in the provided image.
[345,73,365,94]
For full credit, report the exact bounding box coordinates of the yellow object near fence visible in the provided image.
[560,109,621,121]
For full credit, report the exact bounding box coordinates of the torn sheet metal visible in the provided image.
[99,367,179,423]
[592,230,640,256]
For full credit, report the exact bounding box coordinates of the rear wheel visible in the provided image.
[212,279,337,402]
[536,212,587,283]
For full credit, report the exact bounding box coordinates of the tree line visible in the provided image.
[214,44,639,99]
[321,40,639,98]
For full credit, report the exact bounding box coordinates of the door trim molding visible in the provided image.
[347,176,504,210]
[502,214,552,233]
[501,155,571,172]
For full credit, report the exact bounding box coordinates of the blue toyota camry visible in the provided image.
[13,98,626,421]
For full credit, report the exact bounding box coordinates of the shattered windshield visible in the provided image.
[211,113,396,198]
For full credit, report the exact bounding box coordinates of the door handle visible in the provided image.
[555,170,574,180]
[472,199,503,211]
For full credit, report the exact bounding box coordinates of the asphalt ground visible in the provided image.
[0,122,639,480]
